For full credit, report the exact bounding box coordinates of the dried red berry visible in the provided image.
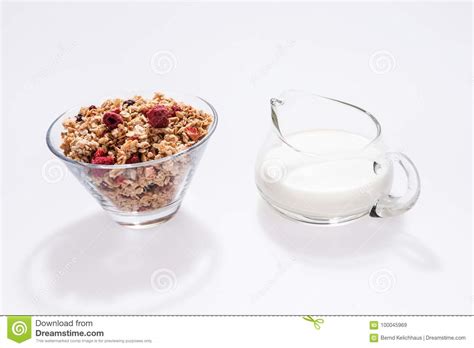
[75,114,83,122]
[114,175,126,184]
[93,148,108,159]
[185,126,201,141]
[145,105,171,128]
[89,105,97,110]
[91,156,115,165]
[126,154,140,164]
[103,112,123,130]
[90,156,113,176]
[172,104,182,112]
[91,169,105,177]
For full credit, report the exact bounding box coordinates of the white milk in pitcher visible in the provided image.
[256,129,393,219]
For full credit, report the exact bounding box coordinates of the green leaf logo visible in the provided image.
[302,315,324,330]
[7,316,32,343]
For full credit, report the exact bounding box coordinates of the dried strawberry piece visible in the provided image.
[185,126,201,141]
[103,112,123,130]
[91,156,115,165]
[90,155,114,176]
[171,104,182,112]
[145,105,172,128]
[114,175,126,184]
[93,148,108,159]
[126,154,140,164]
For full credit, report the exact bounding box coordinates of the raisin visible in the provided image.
[123,99,135,107]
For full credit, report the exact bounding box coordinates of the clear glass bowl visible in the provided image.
[46,92,218,228]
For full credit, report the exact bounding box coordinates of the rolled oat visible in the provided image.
[60,92,213,212]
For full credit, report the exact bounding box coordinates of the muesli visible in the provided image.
[60,92,213,211]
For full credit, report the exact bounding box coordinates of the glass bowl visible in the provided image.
[46,92,218,228]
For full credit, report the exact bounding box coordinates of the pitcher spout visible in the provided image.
[270,98,284,107]
[270,98,284,131]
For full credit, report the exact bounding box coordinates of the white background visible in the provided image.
[1,2,472,314]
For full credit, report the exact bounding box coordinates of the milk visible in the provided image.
[256,130,393,220]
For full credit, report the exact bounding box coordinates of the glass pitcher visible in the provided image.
[255,90,420,224]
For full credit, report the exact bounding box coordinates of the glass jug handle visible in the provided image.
[370,152,421,218]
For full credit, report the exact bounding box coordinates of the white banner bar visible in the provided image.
[1,316,473,347]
